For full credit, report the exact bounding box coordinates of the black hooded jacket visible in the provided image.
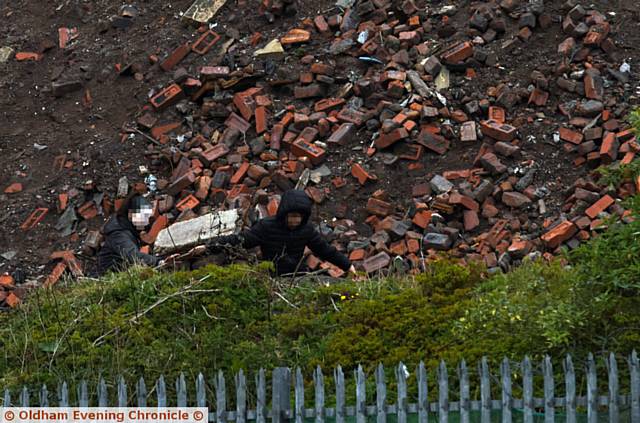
[96,215,160,275]
[212,190,351,275]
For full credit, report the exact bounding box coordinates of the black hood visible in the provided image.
[103,215,139,236]
[276,190,313,226]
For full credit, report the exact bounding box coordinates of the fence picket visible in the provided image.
[295,368,304,423]
[177,373,187,407]
[21,386,28,407]
[522,356,533,423]
[631,351,640,423]
[40,384,48,407]
[78,381,88,407]
[564,355,576,423]
[137,377,147,407]
[608,353,619,423]
[256,369,266,423]
[58,382,68,407]
[356,365,366,423]
[98,377,107,407]
[216,370,227,423]
[335,366,346,423]
[438,361,448,423]
[118,376,127,407]
[417,362,428,423]
[459,360,470,423]
[543,356,554,423]
[314,366,325,423]
[157,376,167,408]
[397,362,408,423]
[375,364,386,423]
[236,369,247,423]
[196,374,206,408]
[480,357,491,423]
[587,354,597,423]
[501,358,512,423]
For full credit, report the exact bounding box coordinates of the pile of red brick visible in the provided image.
[11,0,637,288]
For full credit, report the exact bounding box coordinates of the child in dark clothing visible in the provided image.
[209,189,354,276]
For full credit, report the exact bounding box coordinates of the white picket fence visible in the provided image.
[4,352,640,422]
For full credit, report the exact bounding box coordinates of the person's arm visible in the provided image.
[111,231,160,267]
[208,221,264,251]
[307,229,351,271]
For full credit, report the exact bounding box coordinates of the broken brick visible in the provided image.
[43,262,67,288]
[363,252,391,273]
[600,132,619,164]
[351,163,377,185]
[160,43,191,71]
[21,208,48,230]
[290,139,326,165]
[480,120,517,142]
[191,30,221,55]
[442,41,474,64]
[375,128,409,149]
[585,195,615,219]
[150,84,185,110]
[541,221,578,249]
[4,183,23,194]
[559,127,584,145]
[366,198,393,217]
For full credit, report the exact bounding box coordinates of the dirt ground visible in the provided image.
[0,0,639,286]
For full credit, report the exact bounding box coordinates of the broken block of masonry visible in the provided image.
[154,209,239,254]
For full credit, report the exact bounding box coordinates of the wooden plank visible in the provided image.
[438,361,448,423]
[176,373,187,407]
[295,368,304,423]
[236,369,247,423]
[137,377,147,407]
[608,353,619,422]
[256,369,267,423]
[217,370,227,423]
[631,351,640,423]
[587,353,597,423]
[334,366,346,423]
[459,360,470,423]
[78,380,88,407]
[522,356,533,423]
[21,386,28,407]
[40,384,49,406]
[397,363,408,423]
[98,377,108,407]
[500,358,512,423]
[157,376,167,408]
[564,355,576,423]
[356,365,366,423]
[480,357,491,423]
[375,364,386,423]
[196,373,207,408]
[543,356,554,423]
[417,362,429,423]
[58,382,69,407]
[118,376,127,407]
[314,366,325,423]
[272,368,291,423]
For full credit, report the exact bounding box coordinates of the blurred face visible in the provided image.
[286,212,303,229]
[129,204,154,230]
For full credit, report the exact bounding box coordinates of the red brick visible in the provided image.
[4,183,22,194]
[314,15,330,34]
[460,121,477,142]
[255,106,268,134]
[290,139,326,165]
[314,98,345,112]
[584,22,610,46]
[200,143,230,165]
[230,162,250,185]
[600,132,619,164]
[150,84,185,110]
[390,240,407,255]
[541,221,577,249]
[5,292,21,308]
[199,66,230,79]
[480,120,517,142]
[528,88,549,106]
[234,92,256,121]
[417,130,450,154]
[167,170,196,196]
[585,195,615,219]
[0,274,14,288]
[449,192,479,211]
[327,123,355,145]
[15,52,43,61]
[488,107,506,123]
[78,201,98,220]
[375,128,409,149]
[412,210,432,229]
[195,175,212,200]
[351,163,377,185]
[191,30,221,55]
[463,210,480,231]
[442,42,474,64]
[336,108,367,126]
[363,252,391,273]
[160,43,191,71]
[140,215,169,244]
[43,262,67,288]
[559,127,583,145]
[281,28,311,44]
[151,122,181,140]
[176,194,200,212]
[407,238,420,254]
[366,198,393,217]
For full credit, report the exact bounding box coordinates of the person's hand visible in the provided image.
[348,265,357,275]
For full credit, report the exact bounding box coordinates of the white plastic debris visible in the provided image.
[620,62,631,73]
